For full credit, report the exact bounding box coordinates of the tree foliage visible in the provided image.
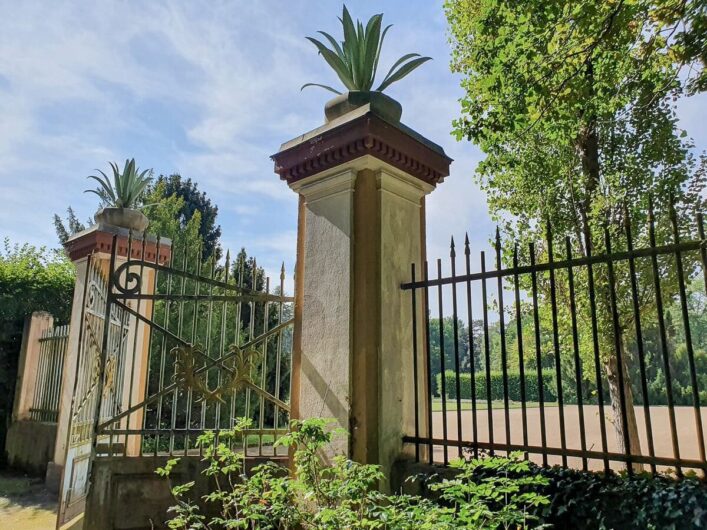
[0,239,75,463]
[150,174,222,260]
[445,0,707,461]
[54,171,222,260]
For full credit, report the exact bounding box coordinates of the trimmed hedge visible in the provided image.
[436,370,557,402]
[537,466,707,529]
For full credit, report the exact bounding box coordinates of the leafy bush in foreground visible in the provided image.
[156,418,550,529]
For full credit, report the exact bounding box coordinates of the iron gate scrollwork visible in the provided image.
[97,235,295,459]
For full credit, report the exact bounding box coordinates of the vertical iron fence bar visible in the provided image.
[513,245,528,449]
[495,228,511,452]
[244,259,257,444]
[259,277,272,456]
[464,235,479,458]
[480,251,494,455]
[670,201,706,465]
[565,237,588,471]
[51,331,61,421]
[437,258,449,464]
[584,227,610,473]
[184,243,202,455]
[547,224,567,467]
[36,333,48,421]
[529,243,547,466]
[32,332,47,420]
[42,332,53,421]
[230,257,244,430]
[450,238,463,458]
[423,261,434,463]
[411,263,420,462]
[170,244,189,456]
[200,251,214,455]
[648,200,681,475]
[274,263,285,451]
[217,254,231,431]
[624,212,656,475]
[155,244,174,455]
[604,227,633,474]
[141,236,161,455]
[42,332,53,422]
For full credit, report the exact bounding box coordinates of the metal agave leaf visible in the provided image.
[85,158,152,209]
[302,5,431,94]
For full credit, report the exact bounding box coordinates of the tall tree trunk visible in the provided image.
[604,334,643,472]
[577,59,642,468]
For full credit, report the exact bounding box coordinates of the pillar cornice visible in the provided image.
[64,224,172,264]
[272,106,452,187]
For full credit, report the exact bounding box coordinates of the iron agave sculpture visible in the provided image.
[302,5,432,94]
[85,158,152,209]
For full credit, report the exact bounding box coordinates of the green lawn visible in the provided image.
[431,398,559,412]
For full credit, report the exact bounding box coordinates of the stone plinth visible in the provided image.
[273,104,451,487]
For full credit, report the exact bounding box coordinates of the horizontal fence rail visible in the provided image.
[29,324,69,423]
[403,203,707,477]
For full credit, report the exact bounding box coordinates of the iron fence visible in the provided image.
[92,234,294,459]
[403,202,707,477]
[29,324,69,423]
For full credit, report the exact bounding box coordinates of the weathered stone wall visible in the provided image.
[83,455,287,530]
[4,420,58,476]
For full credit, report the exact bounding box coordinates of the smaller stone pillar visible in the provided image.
[49,224,171,492]
[12,311,54,421]
[273,103,451,488]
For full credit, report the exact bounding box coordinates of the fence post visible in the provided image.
[273,105,452,488]
[12,311,54,422]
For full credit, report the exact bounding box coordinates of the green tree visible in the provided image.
[429,317,473,396]
[53,207,89,244]
[53,172,222,259]
[150,174,222,260]
[445,0,707,462]
[143,180,203,260]
[0,240,75,463]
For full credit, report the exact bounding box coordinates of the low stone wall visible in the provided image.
[4,420,58,476]
[84,455,288,530]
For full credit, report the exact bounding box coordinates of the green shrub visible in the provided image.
[157,418,550,529]
[417,456,707,529]
[437,370,557,402]
[536,466,707,529]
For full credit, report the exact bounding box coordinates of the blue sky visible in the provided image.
[1,1,706,285]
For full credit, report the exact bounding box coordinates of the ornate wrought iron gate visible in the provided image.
[57,235,294,526]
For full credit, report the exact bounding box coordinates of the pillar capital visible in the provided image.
[272,105,452,188]
[63,223,172,264]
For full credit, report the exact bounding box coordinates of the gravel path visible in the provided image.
[430,405,707,473]
[0,472,57,530]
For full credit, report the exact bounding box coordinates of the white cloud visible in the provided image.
[0,0,705,276]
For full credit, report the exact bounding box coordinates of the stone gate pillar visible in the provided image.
[272,103,451,486]
[49,224,171,492]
